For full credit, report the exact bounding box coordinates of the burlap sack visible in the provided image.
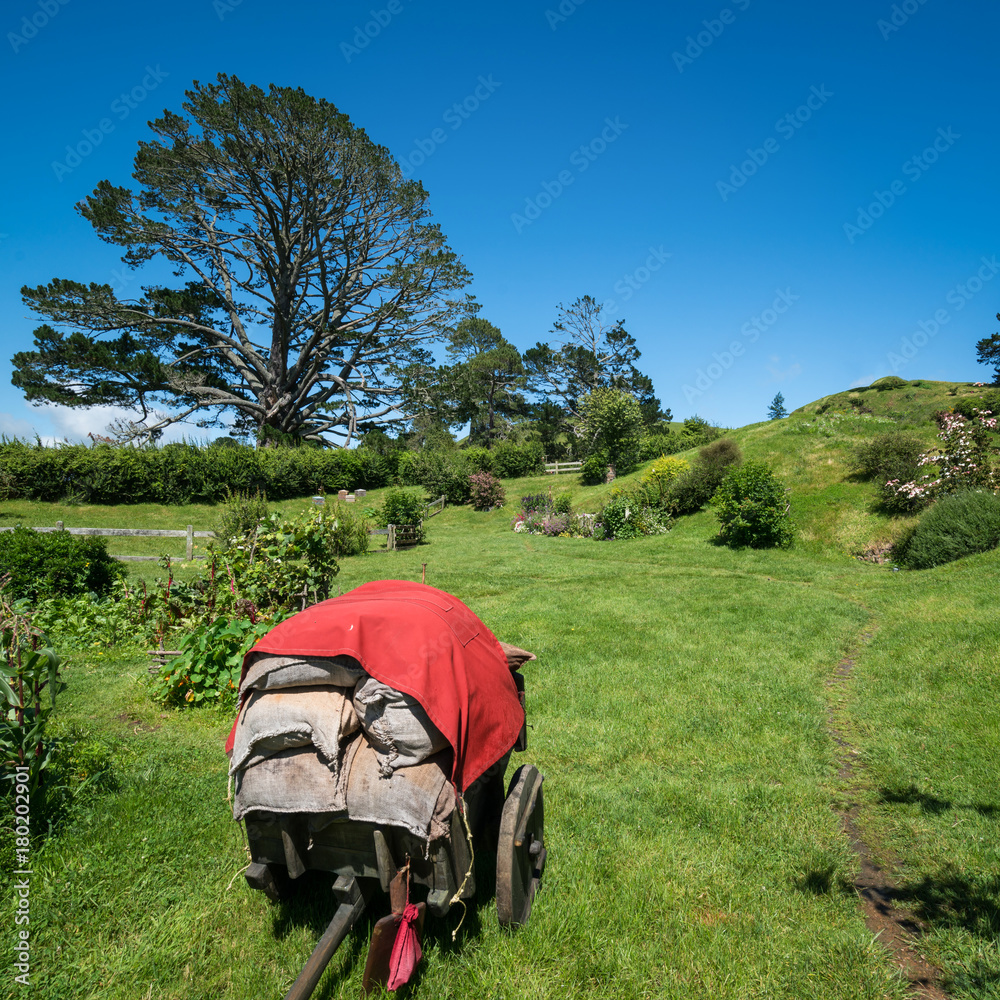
[232,737,360,821]
[229,685,359,774]
[353,675,449,777]
[239,653,365,696]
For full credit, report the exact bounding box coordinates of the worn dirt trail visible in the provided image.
[826,628,949,1000]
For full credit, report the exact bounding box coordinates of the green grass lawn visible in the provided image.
[4,398,999,999]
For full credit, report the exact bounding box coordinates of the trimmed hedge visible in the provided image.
[894,490,1000,569]
[0,439,544,505]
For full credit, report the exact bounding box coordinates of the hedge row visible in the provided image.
[0,439,546,505]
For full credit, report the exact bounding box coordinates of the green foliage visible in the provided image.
[642,455,689,503]
[768,392,788,420]
[326,501,371,557]
[871,376,908,389]
[596,485,670,540]
[552,492,574,515]
[30,584,156,650]
[975,326,1000,383]
[853,431,926,482]
[851,431,926,513]
[580,451,610,485]
[377,488,427,542]
[0,438,397,504]
[893,490,1000,569]
[667,438,743,516]
[0,525,124,599]
[469,472,506,511]
[581,387,643,475]
[712,461,794,549]
[222,506,342,611]
[152,615,281,706]
[212,486,270,549]
[951,389,1000,420]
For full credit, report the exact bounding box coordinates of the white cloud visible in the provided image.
[37,404,205,444]
[766,357,802,381]
[0,411,39,440]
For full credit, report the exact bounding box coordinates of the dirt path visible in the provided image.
[826,629,949,1000]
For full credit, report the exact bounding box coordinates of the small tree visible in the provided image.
[580,388,643,476]
[976,324,1000,384]
[767,392,788,420]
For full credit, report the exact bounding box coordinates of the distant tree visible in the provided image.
[445,314,526,448]
[11,74,470,445]
[768,392,788,420]
[523,295,655,421]
[580,387,643,475]
[976,323,1000,383]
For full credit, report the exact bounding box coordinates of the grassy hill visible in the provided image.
[5,382,999,1000]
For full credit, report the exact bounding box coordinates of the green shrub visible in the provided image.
[642,456,689,504]
[213,486,271,549]
[327,501,371,557]
[667,438,742,516]
[871,375,908,390]
[491,441,544,478]
[596,486,670,540]
[893,490,1000,569]
[853,432,925,483]
[377,488,427,541]
[580,452,609,485]
[552,492,573,515]
[469,472,506,511]
[711,461,794,549]
[952,390,1000,421]
[152,615,281,706]
[0,526,125,600]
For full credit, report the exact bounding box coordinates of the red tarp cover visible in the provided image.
[224,581,524,791]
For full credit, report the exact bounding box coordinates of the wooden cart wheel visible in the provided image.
[496,764,546,927]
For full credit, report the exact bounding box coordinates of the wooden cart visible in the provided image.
[241,696,546,998]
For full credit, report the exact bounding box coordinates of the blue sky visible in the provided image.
[1,0,997,442]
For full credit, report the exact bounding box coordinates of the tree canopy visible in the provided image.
[976,323,1000,384]
[11,74,470,445]
[767,391,788,420]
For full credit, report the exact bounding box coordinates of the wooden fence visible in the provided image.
[0,523,212,561]
[544,460,583,474]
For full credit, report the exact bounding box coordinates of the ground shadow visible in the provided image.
[878,783,999,818]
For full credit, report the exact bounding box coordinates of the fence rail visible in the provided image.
[423,495,446,517]
[0,522,212,561]
[544,460,583,474]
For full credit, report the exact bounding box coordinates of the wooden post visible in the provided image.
[388,525,395,551]
[56,520,64,531]
[186,525,194,561]
[421,563,426,584]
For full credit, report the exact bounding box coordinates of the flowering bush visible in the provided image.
[520,493,550,514]
[884,409,998,510]
[595,488,671,540]
[470,471,506,511]
[642,455,689,502]
[510,510,596,537]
